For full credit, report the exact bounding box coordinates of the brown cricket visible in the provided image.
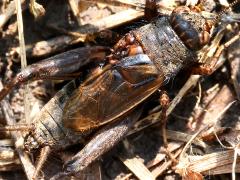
[0,0,239,179]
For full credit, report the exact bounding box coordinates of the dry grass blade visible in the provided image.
[15,0,30,125]
[120,140,183,179]
[14,0,31,125]
[15,0,27,69]
[120,144,183,179]
[177,150,240,176]
[119,155,155,180]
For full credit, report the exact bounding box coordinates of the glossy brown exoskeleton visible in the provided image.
[0,2,239,179]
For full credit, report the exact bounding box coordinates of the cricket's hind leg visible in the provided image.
[50,109,142,180]
[0,46,108,101]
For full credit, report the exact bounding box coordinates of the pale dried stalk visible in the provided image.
[15,0,31,124]
[188,150,240,174]
[119,156,155,180]
[7,1,33,178]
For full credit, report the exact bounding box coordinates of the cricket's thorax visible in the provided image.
[133,16,198,78]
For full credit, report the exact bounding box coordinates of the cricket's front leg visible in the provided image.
[192,30,240,75]
[50,109,142,179]
[0,46,109,100]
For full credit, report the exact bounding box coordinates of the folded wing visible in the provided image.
[63,54,165,132]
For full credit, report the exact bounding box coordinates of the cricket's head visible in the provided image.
[169,6,212,51]
[169,0,239,51]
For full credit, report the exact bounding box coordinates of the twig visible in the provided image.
[119,155,155,180]
[12,8,144,58]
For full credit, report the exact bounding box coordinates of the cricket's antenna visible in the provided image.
[211,0,239,25]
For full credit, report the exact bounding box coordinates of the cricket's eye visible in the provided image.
[170,6,211,50]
